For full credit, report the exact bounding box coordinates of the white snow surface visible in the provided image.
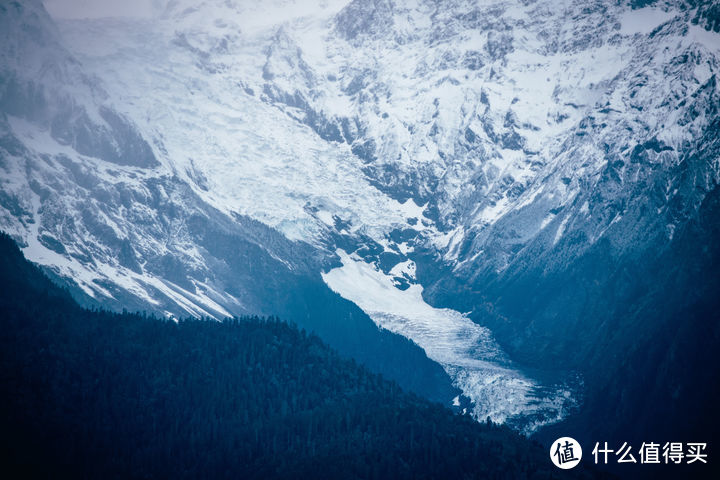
[619,8,676,36]
[323,250,575,433]
[48,0,720,266]
[50,10,426,246]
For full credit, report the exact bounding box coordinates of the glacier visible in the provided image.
[1,0,719,437]
[323,249,576,434]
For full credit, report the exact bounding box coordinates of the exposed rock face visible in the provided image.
[1,0,719,438]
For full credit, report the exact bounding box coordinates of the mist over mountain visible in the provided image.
[1,0,719,474]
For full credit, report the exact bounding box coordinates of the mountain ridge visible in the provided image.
[1,0,719,440]
[1,230,599,479]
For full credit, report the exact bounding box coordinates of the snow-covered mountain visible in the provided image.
[0,0,467,421]
[1,0,719,438]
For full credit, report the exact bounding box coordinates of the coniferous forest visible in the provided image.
[0,233,599,479]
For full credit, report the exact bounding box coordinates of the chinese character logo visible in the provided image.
[550,437,582,469]
[591,441,708,465]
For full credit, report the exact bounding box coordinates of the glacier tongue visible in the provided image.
[322,249,576,434]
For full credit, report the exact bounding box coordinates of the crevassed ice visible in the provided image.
[322,249,576,435]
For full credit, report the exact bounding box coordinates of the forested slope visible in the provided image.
[0,233,597,479]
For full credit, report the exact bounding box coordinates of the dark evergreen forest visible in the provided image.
[0,233,599,479]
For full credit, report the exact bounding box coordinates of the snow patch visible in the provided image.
[389,259,416,280]
[553,215,570,246]
[619,8,676,36]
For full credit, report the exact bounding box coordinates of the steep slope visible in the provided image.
[0,232,599,479]
[1,0,718,440]
[42,0,582,432]
[0,0,459,407]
